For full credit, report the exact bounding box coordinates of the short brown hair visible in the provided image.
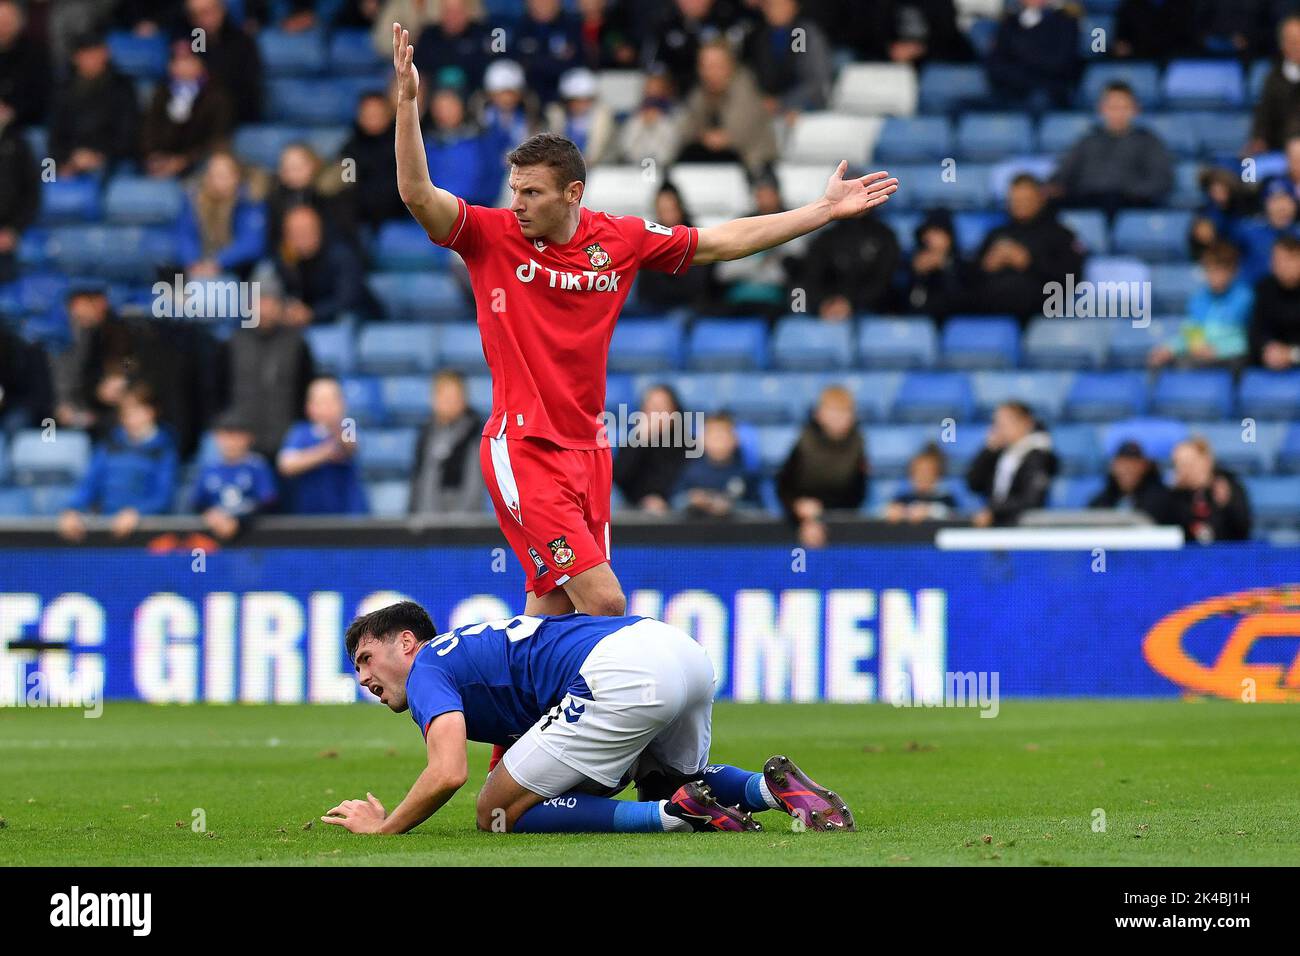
[1201,239,1239,269]
[505,132,586,189]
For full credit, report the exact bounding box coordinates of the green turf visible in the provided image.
[0,700,1296,866]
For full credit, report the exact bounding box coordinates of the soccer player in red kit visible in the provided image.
[390,20,896,645]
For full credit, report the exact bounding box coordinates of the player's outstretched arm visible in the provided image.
[692,162,898,264]
[392,22,461,243]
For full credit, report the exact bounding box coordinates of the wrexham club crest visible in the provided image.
[548,536,576,570]
[584,242,611,271]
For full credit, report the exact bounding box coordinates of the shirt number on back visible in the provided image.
[457,615,544,642]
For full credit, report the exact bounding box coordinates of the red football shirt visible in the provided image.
[431,197,698,449]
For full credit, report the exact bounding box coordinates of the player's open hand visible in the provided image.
[322,792,388,834]
[823,163,898,220]
[392,23,419,103]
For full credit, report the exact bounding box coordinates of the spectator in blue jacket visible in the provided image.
[190,410,278,539]
[277,377,368,515]
[515,0,584,106]
[59,384,179,541]
[1232,179,1300,284]
[1151,240,1254,368]
[175,150,267,279]
[676,412,762,517]
[986,0,1080,111]
[425,73,498,206]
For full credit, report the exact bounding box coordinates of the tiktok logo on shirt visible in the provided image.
[514,258,622,292]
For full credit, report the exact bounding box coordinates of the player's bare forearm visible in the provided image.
[378,768,464,834]
[693,200,834,264]
[391,22,459,240]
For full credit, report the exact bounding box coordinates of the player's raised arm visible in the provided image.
[691,163,899,265]
[392,22,461,243]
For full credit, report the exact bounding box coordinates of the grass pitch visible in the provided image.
[0,699,1296,866]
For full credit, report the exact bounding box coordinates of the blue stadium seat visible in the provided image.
[338,376,385,426]
[304,324,354,375]
[838,371,903,422]
[771,317,853,370]
[1037,112,1093,154]
[710,372,798,423]
[436,323,488,373]
[1111,210,1194,261]
[266,79,356,125]
[881,212,922,253]
[45,225,175,281]
[1137,115,1201,158]
[303,126,351,161]
[4,272,69,313]
[372,221,447,272]
[686,319,768,371]
[873,117,953,164]
[609,320,683,372]
[895,162,991,210]
[756,424,799,472]
[1147,263,1199,313]
[1052,424,1102,476]
[28,484,77,516]
[1085,256,1151,287]
[863,425,932,478]
[104,176,185,225]
[357,323,438,374]
[106,31,168,79]
[1249,59,1272,99]
[919,64,991,112]
[941,317,1020,369]
[1190,112,1252,158]
[604,373,636,414]
[1276,425,1300,473]
[971,370,1073,421]
[1109,317,1177,367]
[9,429,92,484]
[859,317,937,368]
[465,375,493,414]
[1059,209,1109,254]
[232,124,306,170]
[258,28,328,77]
[1064,370,1149,420]
[1238,369,1300,420]
[1079,62,1161,108]
[1169,161,1203,209]
[357,428,418,480]
[1022,319,1112,369]
[0,432,7,482]
[367,480,411,517]
[377,375,429,427]
[1101,418,1189,460]
[38,178,102,225]
[1150,369,1234,419]
[1243,477,1300,527]
[329,29,384,73]
[1185,422,1277,475]
[1162,59,1245,109]
[953,211,1007,255]
[955,114,1035,161]
[0,487,29,515]
[1051,476,1106,508]
[367,273,466,321]
[893,372,974,423]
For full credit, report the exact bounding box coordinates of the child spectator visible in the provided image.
[676,412,761,518]
[190,411,278,539]
[777,385,868,547]
[59,385,179,541]
[1149,241,1253,368]
[1169,436,1251,543]
[885,443,958,522]
[277,377,369,515]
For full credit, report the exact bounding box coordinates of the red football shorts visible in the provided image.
[480,434,613,598]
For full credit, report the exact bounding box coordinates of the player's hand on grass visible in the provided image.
[392,23,419,103]
[823,162,898,220]
[321,792,387,834]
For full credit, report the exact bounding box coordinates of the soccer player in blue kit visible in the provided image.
[320,601,855,835]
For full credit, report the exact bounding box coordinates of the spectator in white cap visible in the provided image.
[546,67,615,165]
[473,59,542,166]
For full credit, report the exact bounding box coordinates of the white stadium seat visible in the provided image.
[596,70,645,114]
[669,163,751,219]
[775,163,832,207]
[831,63,918,116]
[583,165,657,217]
[783,111,883,164]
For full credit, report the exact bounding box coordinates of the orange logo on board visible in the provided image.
[1142,585,1300,702]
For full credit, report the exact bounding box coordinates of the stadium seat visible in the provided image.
[609,320,683,373]
[465,375,493,414]
[1058,209,1109,254]
[1111,210,1194,261]
[831,63,918,116]
[329,29,383,73]
[892,372,973,423]
[378,376,430,428]
[1238,369,1300,420]
[670,164,751,220]
[838,371,903,422]
[436,323,489,374]
[919,63,990,112]
[1108,317,1177,367]
[1085,256,1151,288]
[1185,422,1278,475]
[770,318,853,371]
[953,211,1006,255]
[104,176,185,225]
[1191,112,1252,158]
[1137,114,1201,158]
[1064,370,1149,421]
[1079,62,1161,108]
[774,164,834,208]
[873,117,953,164]
[971,370,1073,420]
[1051,476,1106,509]
[45,225,176,281]
[1276,425,1300,473]
[1150,369,1234,420]
[785,112,882,165]
[1078,13,1114,58]
[266,79,356,125]
[986,156,1058,203]
[880,211,922,253]
[1052,424,1102,476]
[258,28,328,77]
[582,166,655,217]
[595,70,644,115]
[1249,59,1273,99]
[604,373,636,414]
[1147,263,1200,313]
[756,424,799,472]
[1162,59,1245,109]
[367,480,411,517]
[859,317,937,369]
[304,324,354,376]
[941,317,1020,369]
[9,429,92,485]
[303,126,351,161]
[372,221,447,272]
[863,424,931,478]
[686,319,768,371]
[28,484,77,516]
[955,114,1035,162]
[1243,477,1300,527]
[367,273,466,321]
[338,376,385,426]
[357,323,438,374]
[0,486,29,515]
[894,162,991,210]
[1101,418,1189,460]
[1037,112,1093,154]
[1169,161,1204,209]
[232,124,305,170]
[1022,319,1112,369]
[106,31,167,79]
[710,372,802,424]
[38,178,102,225]
[357,428,418,480]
